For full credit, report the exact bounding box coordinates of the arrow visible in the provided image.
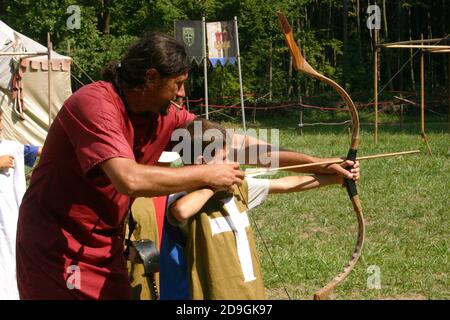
[245,150,420,177]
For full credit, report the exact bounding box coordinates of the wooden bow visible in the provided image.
[277,12,365,300]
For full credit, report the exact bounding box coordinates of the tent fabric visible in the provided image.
[0,20,72,146]
[26,59,71,72]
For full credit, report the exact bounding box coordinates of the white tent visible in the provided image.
[0,20,72,146]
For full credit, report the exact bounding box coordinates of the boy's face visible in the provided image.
[201,145,229,165]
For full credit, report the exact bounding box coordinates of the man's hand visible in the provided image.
[0,155,14,170]
[204,163,245,192]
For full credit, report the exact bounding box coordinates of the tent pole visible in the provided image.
[202,16,209,120]
[47,32,52,128]
[234,16,246,131]
[0,52,47,56]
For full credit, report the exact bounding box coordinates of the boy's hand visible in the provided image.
[0,155,14,170]
[205,163,245,191]
[334,160,360,185]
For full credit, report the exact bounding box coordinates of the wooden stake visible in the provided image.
[380,38,448,46]
[420,38,433,156]
[374,29,379,144]
[400,102,404,130]
[383,44,450,49]
[299,95,303,135]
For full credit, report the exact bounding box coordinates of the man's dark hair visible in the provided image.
[101,32,190,88]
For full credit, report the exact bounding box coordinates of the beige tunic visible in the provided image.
[187,181,266,300]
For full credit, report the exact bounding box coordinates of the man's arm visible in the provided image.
[231,133,355,178]
[100,158,244,198]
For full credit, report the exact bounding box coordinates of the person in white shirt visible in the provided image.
[0,108,41,300]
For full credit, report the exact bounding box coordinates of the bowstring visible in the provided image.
[238,124,292,300]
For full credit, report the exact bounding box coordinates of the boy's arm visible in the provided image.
[268,174,343,194]
[267,159,359,193]
[169,187,215,223]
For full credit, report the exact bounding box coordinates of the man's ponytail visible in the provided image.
[100,60,121,83]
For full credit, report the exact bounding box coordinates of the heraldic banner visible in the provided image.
[175,20,203,64]
[206,21,237,67]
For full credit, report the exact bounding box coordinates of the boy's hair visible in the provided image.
[181,117,229,164]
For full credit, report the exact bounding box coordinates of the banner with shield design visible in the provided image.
[174,20,204,64]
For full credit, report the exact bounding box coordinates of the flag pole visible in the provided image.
[234,16,246,131]
[374,28,379,144]
[202,16,209,119]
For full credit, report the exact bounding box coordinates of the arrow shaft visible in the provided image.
[245,150,420,176]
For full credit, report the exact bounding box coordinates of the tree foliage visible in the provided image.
[0,0,448,106]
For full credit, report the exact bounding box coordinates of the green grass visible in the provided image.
[221,112,449,300]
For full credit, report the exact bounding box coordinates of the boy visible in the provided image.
[0,108,41,299]
[161,118,360,300]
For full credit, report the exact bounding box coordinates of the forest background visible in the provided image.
[1,0,449,115]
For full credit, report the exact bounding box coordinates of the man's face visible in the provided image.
[147,72,188,115]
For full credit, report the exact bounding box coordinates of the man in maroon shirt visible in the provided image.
[16,33,245,299]
[16,32,358,300]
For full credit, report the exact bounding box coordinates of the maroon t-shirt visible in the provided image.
[16,81,195,299]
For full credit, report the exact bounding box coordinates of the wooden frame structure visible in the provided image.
[0,34,53,128]
[374,36,450,155]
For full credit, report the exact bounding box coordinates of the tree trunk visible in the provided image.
[101,0,111,35]
[356,0,362,58]
[441,0,445,37]
[427,10,433,95]
[327,1,332,40]
[288,55,293,97]
[342,0,349,87]
[397,0,404,91]
[303,6,310,97]
[383,0,394,91]
[269,42,273,101]
[409,8,416,88]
